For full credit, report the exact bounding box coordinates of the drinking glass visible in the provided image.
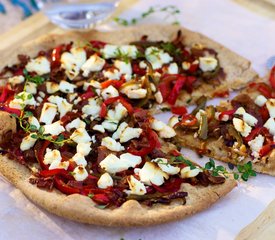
[35,0,120,29]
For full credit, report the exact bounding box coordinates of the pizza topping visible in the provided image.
[46,82,60,94]
[126,175,147,196]
[70,128,91,143]
[65,118,86,131]
[264,118,275,136]
[43,148,62,165]
[199,57,218,72]
[59,80,76,93]
[152,158,180,175]
[8,75,25,86]
[248,134,265,161]
[81,54,106,77]
[265,99,275,117]
[25,56,51,75]
[72,166,88,181]
[101,137,125,151]
[39,103,57,124]
[180,166,202,178]
[139,162,169,186]
[254,95,267,107]
[97,172,114,189]
[49,160,70,170]
[20,134,37,151]
[76,142,91,156]
[61,47,87,80]
[233,118,252,137]
[9,92,36,110]
[145,47,173,69]
[99,153,142,174]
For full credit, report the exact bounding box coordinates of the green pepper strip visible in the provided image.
[198,112,208,140]
[191,96,207,115]
[228,125,243,147]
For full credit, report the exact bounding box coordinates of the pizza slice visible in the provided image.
[0,25,258,115]
[0,78,236,226]
[173,70,275,176]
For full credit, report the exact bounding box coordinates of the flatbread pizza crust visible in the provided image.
[0,25,258,105]
[174,128,275,176]
[0,153,236,226]
[0,110,236,226]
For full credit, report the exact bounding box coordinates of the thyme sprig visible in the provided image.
[23,69,45,85]
[11,111,68,146]
[168,156,256,182]
[114,5,181,26]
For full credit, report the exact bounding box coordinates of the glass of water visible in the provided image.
[35,0,120,29]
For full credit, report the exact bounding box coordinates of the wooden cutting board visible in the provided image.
[0,0,138,61]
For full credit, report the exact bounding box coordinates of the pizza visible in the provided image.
[173,69,275,176]
[0,24,259,226]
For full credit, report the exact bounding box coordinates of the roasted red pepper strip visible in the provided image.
[0,106,21,116]
[152,178,183,193]
[0,85,10,103]
[171,106,187,115]
[104,96,133,114]
[259,105,269,122]
[39,169,68,177]
[54,176,81,195]
[100,79,125,89]
[51,45,63,68]
[167,76,186,105]
[35,140,51,170]
[269,65,275,89]
[158,74,179,102]
[249,82,272,98]
[244,127,264,142]
[80,87,95,100]
[89,40,106,49]
[213,90,230,98]
[128,129,159,156]
[259,143,274,157]
[92,193,110,205]
[219,109,235,121]
[100,103,107,118]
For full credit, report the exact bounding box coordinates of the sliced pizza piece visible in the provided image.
[173,74,275,176]
[0,25,258,114]
[0,61,235,226]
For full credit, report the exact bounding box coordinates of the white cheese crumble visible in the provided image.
[266,99,275,118]
[20,134,37,151]
[120,127,142,143]
[28,116,40,129]
[199,57,218,72]
[139,162,169,186]
[59,80,76,93]
[43,121,65,136]
[81,54,106,77]
[43,148,62,165]
[25,56,51,75]
[152,158,180,175]
[167,62,179,74]
[101,85,119,100]
[46,82,60,94]
[70,128,91,143]
[248,134,265,160]
[103,69,121,80]
[72,166,88,181]
[145,47,173,69]
[264,117,275,136]
[97,173,114,189]
[9,92,36,110]
[180,166,202,178]
[39,102,58,124]
[71,153,87,166]
[8,75,24,86]
[65,118,86,131]
[254,95,267,107]
[76,142,91,156]
[99,153,142,174]
[101,137,125,151]
[150,119,176,138]
[233,117,252,137]
[48,95,73,118]
[61,47,87,80]
[114,60,132,78]
[25,82,37,95]
[126,175,146,195]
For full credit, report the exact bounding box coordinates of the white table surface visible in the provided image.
[1,0,275,239]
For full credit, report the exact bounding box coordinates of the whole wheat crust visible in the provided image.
[0,25,242,226]
[1,25,258,106]
[0,112,236,226]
